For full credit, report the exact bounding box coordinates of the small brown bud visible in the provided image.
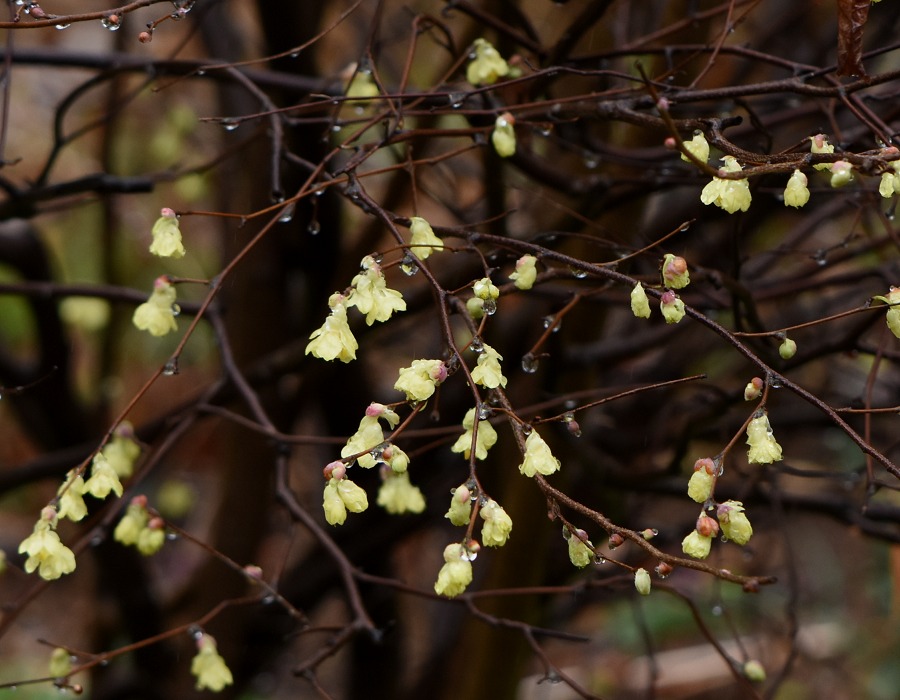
[139,31,153,43]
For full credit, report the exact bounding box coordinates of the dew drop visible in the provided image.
[290,52,299,59]
[812,249,827,266]
[196,70,205,76]
[262,594,275,605]
[583,155,599,169]
[278,202,296,223]
[170,303,181,317]
[400,252,418,276]
[594,554,606,564]
[521,353,539,373]
[55,22,70,29]
[482,299,497,315]
[711,604,723,616]
[101,15,122,30]
[469,336,483,353]
[307,219,321,235]
[569,266,588,279]
[165,532,178,541]
[163,359,180,376]
[221,118,240,132]
[478,404,492,420]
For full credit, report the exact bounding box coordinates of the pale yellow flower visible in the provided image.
[491,114,516,157]
[445,485,473,526]
[784,170,810,208]
[434,543,473,597]
[634,568,651,595]
[470,343,507,389]
[84,452,124,500]
[681,530,712,559]
[149,208,185,258]
[18,510,76,581]
[347,256,406,325]
[717,500,753,545]
[450,407,498,460]
[191,635,233,692]
[509,255,537,290]
[680,132,709,164]
[466,38,510,86]
[323,477,368,525]
[305,293,358,363]
[567,529,593,568]
[700,156,751,213]
[341,415,384,468]
[377,471,425,514]
[479,499,512,547]
[132,277,178,337]
[394,359,446,402]
[409,216,443,259]
[518,429,560,477]
[630,282,651,319]
[746,413,783,464]
[810,134,834,171]
[57,470,88,522]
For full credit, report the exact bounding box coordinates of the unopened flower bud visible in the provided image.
[779,337,797,359]
[139,31,153,43]
[655,562,674,578]
[830,160,853,188]
[687,458,717,503]
[630,282,651,319]
[743,659,766,682]
[717,500,753,545]
[634,567,652,595]
[662,254,690,289]
[696,513,719,538]
[784,169,810,208]
[660,290,685,324]
[641,528,658,540]
[744,377,764,401]
[681,530,712,559]
[608,533,625,549]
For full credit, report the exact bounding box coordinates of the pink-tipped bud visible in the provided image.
[696,513,719,538]
[608,533,625,549]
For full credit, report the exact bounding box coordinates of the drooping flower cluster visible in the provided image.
[377,470,426,515]
[717,500,753,545]
[305,292,358,363]
[660,290,685,324]
[565,528,594,568]
[509,254,537,290]
[434,542,474,597]
[700,156,752,213]
[132,276,179,337]
[687,457,717,504]
[479,499,513,547]
[408,216,443,259]
[18,507,76,581]
[323,474,369,526]
[518,429,560,477]
[394,359,447,402]
[466,38,510,86]
[84,452,124,500]
[681,513,718,560]
[445,484,473,526]
[746,412,783,464]
[680,131,710,164]
[149,208,186,258]
[191,634,233,692]
[341,403,399,468]
[784,170,810,208]
[450,407,498,460]
[347,256,407,325]
[113,495,166,555]
[471,343,507,389]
